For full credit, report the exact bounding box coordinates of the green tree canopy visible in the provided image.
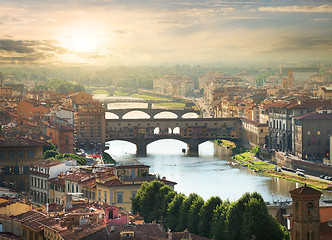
[177,193,200,232]
[187,196,205,234]
[132,181,175,223]
[165,193,186,231]
[198,196,222,237]
[210,200,231,240]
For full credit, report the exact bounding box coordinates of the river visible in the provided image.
[98,95,332,202]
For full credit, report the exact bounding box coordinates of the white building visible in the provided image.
[30,160,76,204]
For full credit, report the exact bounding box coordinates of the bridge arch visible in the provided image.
[181,112,200,118]
[122,110,150,119]
[154,111,178,119]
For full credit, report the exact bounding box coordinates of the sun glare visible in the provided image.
[59,28,103,53]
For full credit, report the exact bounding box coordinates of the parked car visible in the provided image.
[320,175,326,179]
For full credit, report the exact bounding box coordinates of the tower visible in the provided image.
[0,72,3,86]
[288,69,294,89]
[289,185,322,240]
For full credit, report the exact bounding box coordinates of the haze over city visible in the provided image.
[0,0,331,65]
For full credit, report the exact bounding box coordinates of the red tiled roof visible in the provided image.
[0,137,48,147]
[289,185,322,196]
[292,112,332,120]
[15,210,47,232]
[115,165,150,169]
[241,118,268,127]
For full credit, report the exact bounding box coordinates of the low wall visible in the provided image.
[274,152,332,176]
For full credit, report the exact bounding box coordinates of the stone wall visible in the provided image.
[274,151,332,176]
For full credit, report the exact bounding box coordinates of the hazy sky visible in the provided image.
[0,0,331,65]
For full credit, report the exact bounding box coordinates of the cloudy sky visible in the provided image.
[0,0,331,65]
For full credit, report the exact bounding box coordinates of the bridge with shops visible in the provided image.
[105,117,241,156]
[106,108,201,119]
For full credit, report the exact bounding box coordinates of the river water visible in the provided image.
[99,95,332,202]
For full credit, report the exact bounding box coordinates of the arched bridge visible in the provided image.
[105,118,241,156]
[106,108,201,119]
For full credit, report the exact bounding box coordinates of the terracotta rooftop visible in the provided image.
[292,112,332,120]
[115,165,150,169]
[86,223,168,240]
[0,137,48,147]
[15,210,47,232]
[289,185,322,196]
[241,118,268,127]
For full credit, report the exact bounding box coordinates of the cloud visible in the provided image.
[0,39,36,53]
[257,5,332,13]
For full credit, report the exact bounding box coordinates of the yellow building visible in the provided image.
[0,198,32,216]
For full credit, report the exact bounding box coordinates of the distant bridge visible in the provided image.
[105,118,241,156]
[106,108,201,119]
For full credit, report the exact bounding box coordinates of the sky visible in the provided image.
[0,0,331,65]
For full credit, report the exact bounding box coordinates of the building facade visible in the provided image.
[292,112,332,161]
[0,137,47,192]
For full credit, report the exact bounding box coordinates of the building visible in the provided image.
[317,87,332,100]
[0,137,47,192]
[73,103,105,150]
[153,74,194,97]
[267,100,332,152]
[47,125,74,154]
[289,185,322,240]
[30,161,77,204]
[241,118,268,148]
[292,112,332,161]
[16,101,50,120]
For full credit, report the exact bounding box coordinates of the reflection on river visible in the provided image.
[106,140,332,202]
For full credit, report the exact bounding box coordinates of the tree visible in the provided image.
[241,197,285,240]
[43,150,59,159]
[187,196,204,234]
[177,193,200,232]
[165,193,186,231]
[132,181,176,223]
[210,200,230,240]
[227,192,257,240]
[226,192,287,240]
[198,196,222,237]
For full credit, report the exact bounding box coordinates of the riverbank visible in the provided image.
[232,151,332,191]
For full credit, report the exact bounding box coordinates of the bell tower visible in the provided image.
[289,184,321,240]
[0,72,3,86]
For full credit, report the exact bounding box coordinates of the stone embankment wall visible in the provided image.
[274,151,332,176]
[214,144,234,159]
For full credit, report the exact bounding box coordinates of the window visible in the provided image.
[76,185,78,193]
[117,192,123,203]
[72,184,74,193]
[307,131,311,135]
[131,191,137,199]
[0,151,4,160]
[98,190,101,201]
[18,150,25,159]
[317,131,320,135]
[104,191,107,202]
[9,151,15,159]
[28,150,34,159]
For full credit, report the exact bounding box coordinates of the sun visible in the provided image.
[58,28,103,53]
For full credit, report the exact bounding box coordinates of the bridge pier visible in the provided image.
[136,141,147,157]
[187,139,199,157]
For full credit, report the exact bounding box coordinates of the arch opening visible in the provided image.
[173,127,180,135]
[147,139,187,155]
[122,110,150,119]
[154,112,178,119]
[181,112,200,119]
[105,140,137,160]
[105,112,119,119]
